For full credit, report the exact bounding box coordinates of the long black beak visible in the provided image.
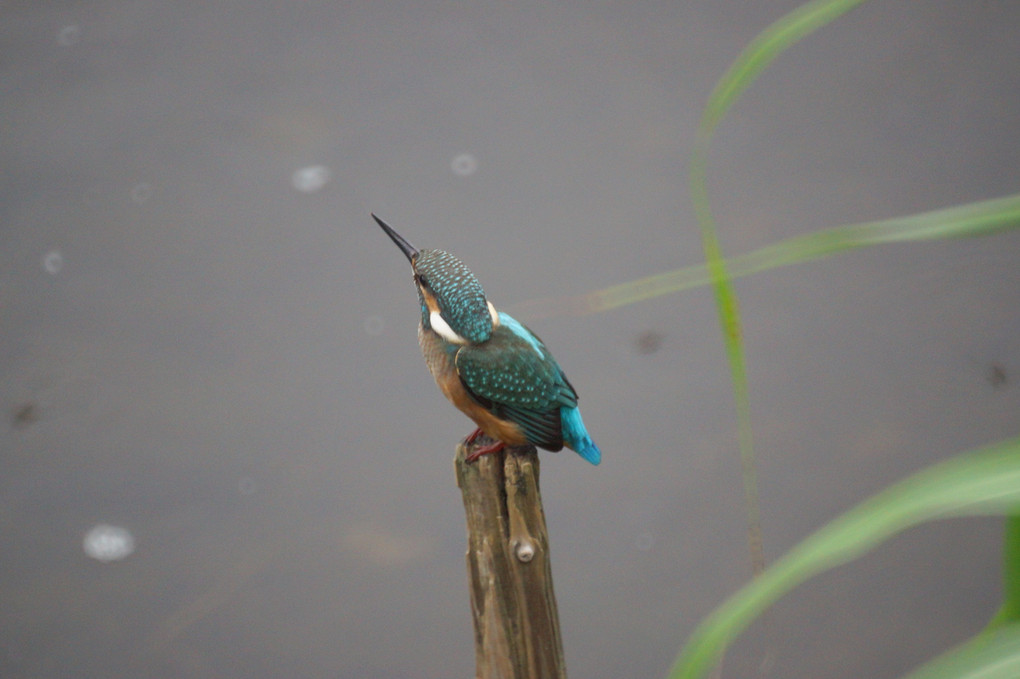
[372,214,418,263]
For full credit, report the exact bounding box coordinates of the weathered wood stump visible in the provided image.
[454,437,567,679]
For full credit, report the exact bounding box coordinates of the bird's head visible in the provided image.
[374,214,495,344]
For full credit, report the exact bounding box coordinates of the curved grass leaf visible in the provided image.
[511,193,1020,320]
[988,516,1020,630]
[901,624,1020,679]
[659,2,1020,678]
[696,0,869,142]
[681,0,875,588]
[666,436,1020,679]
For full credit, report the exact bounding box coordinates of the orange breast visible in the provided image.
[418,323,528,446]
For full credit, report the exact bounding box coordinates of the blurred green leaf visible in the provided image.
[513,193,1020,319]
[988,516,1020,630]
[686,0,877,588]
[667,436,1020,679]
[697,0,869,141]
[901,624,1020,679]
[659,1,1020,678]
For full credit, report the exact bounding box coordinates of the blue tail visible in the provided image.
[561,406,601,465]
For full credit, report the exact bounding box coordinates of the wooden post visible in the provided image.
[454,437,567,679]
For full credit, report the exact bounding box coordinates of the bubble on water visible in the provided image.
[450,153,477,177]
[130,182,153,204]
[363,315,385,336]
[292,165,331,193]
[634,531,654,552]
[83,524,134,562]
[237,476,257,495]
[42,251,63,275]
[57,25,81,47]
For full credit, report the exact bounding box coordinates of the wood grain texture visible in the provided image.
[455,438,566,679]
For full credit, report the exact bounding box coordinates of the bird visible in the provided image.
[373,214,601,466]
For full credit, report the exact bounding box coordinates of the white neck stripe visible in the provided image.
[430,310,468,344]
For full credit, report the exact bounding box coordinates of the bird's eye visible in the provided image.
[416,274,428,288]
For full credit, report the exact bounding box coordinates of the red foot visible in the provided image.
[464,429,505,463]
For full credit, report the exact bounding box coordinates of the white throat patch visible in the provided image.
[429,310,468,344]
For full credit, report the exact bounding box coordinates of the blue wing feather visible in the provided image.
[455,312,600,464]
[496,312,546,357]
[561,406,601,465]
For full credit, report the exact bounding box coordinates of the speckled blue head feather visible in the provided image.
[415,249,492,343]
[373,214,492,344]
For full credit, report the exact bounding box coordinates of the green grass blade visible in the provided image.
[690,150,763,573]
[689,0,986,583]
[988,516,1020,630]
[901,625,1020,679]
[666,436,1020,679]
[661,3,1020,679]
[698,0,869,140]
[510,193,1020,320]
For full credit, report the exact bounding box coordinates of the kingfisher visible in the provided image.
[373,214,601,466]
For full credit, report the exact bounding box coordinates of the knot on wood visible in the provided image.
[513,539,535,563]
